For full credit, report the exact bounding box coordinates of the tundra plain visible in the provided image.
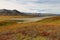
[0,16,60,40]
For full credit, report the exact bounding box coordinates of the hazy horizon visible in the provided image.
[0,0,60,14]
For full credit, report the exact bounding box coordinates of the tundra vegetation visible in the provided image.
[0,16,60,40]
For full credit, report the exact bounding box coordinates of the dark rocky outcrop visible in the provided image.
[0,9,24,16]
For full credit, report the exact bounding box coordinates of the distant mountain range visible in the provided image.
[0,9,59,16]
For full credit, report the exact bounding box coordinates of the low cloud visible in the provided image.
[0,0,60,14]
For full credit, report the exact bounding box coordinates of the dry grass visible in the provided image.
[0,16,35,18]
[0,16,60,40]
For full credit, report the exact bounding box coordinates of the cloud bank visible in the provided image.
[0,0,60,14]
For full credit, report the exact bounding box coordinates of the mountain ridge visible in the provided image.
[0,9,59,16]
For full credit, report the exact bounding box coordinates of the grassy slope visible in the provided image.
[37,16,60,23]
[0,16,35,18]
[0,16,60,40]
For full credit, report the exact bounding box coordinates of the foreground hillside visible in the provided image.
[37,16,60,25]
[0,16,60,40]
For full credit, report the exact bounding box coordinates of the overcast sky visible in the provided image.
[0,0,60,14]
